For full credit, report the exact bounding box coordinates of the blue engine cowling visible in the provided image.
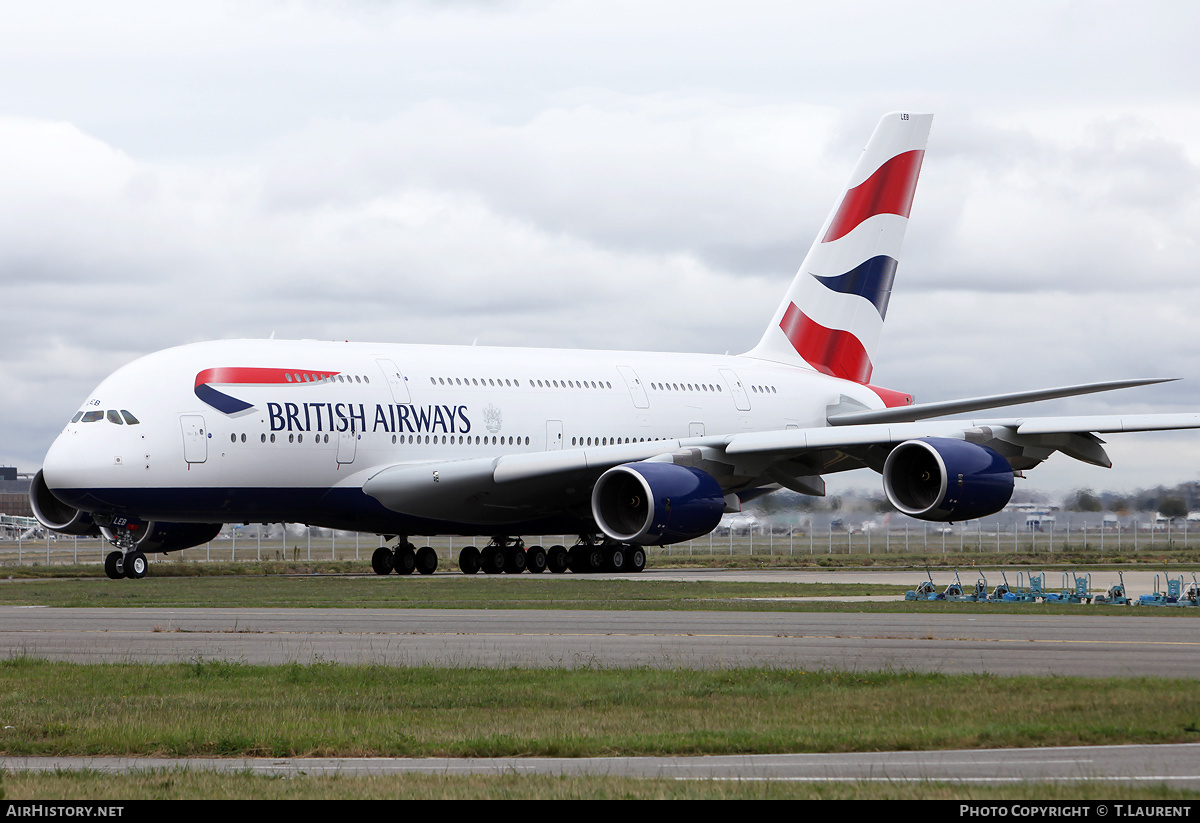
[591,462,725,546]
[882,437,1014,522]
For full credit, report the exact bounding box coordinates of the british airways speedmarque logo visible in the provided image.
[194,367,339,416]
[194,366,473,435]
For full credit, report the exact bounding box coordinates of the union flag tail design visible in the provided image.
[747,112,932,383]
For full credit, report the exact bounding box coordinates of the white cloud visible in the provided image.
[1,1,1199,498]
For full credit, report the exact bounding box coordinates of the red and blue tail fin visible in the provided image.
[747,112,932,383]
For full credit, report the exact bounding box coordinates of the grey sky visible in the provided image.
[1,1,1198,495]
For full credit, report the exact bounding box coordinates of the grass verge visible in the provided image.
[3,770,1199,800]
[2,659,1199,758]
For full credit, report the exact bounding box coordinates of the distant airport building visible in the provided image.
[0,468,33,518]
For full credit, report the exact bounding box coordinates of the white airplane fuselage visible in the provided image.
[43,338,887,537]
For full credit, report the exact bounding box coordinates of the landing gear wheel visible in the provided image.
[525,545,547,574]
[568,546,585,573]
[458,546,480,575]
[125,551,148,579]
[547,545,569,574]
[585,545,605,574]
[606,545,626,573]
[416,546,438,575]
[504,546,527,574]
[393,545,416,575]
[481,546,506,574]
[628,545,647,573]
[104,551,124,580]
[371,547,394,575]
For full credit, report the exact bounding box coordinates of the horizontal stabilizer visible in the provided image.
[827,378,1176,426]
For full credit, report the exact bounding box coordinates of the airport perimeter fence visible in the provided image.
[0,521,1196,568]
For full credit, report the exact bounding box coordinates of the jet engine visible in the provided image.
[99,521,223,554]
[29,469,99,536]
[591,462,725,545]
[882,437,1014,522]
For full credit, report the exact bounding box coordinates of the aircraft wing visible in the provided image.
[362,411,1200,524]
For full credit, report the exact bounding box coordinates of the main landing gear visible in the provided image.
[371,541,438,576]
[457,536,646,576]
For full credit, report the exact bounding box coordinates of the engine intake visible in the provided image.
[591,462,725,546]
[30,469,98,536]
[883,437,1014,522]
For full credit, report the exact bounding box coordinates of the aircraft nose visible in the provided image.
[39,425,129,510]
[40,429,94,498]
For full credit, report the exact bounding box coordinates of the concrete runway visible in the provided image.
[2,566,1200,676]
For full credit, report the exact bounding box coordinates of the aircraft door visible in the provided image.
[689,422,705,438]
[180,415,207,464]
[337,423,358,465]
[718,368,752,411]
[376,359,412,404]
[616,366,650,409]
[546,420,563,451]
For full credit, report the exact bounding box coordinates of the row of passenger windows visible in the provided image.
[284,372,370,385]
[72,410,140,425]
[430,376,615,390]
[651,382,723,393]
[572,436,667,446]
[226,431,533,447]
[392,434,531,446]
[278,371,772,396]
[226,432,685,449]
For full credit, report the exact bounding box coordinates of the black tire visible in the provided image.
[371,547,394,575]
[585,546,605,573]
[416,546,438,575]
[458,546,480,575]
[606,545,626,573]
[628,545,647,573]
[525,545,547,574]
[394,546,416,575]
[104,551,124,580]
[567,545,585,574]
[504,546,527,574]
[547,545,569,574]
[125,551,148,579]
[481,546,505,574]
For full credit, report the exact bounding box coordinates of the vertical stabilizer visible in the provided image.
[746,112,932,382]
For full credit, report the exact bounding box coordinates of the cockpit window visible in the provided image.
[80,411,104,423]
[120,410,140,425]
[71,412,84,423]
[106,410,124,425]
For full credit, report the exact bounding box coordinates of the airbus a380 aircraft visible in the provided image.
[31,112,1200,580]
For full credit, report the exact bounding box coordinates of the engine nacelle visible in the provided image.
[883,437,1014,522]
[100,521,223,554]
[30,469,99,536]
[591,462,725,546]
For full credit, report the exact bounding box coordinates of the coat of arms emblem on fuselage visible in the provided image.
[484,403,503,434]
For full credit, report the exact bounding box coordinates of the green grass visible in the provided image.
[0,575,900,609]
[4,574,1200,615]
[2,659,1199,758]
[3,770,1198,800]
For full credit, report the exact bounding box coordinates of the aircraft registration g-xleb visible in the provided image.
[30,112,1200,580]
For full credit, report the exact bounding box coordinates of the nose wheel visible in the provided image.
[104,550,148,580]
